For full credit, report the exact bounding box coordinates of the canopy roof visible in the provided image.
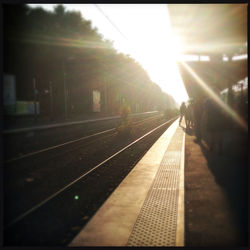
[168,4,247,56]
[177,59,247,98]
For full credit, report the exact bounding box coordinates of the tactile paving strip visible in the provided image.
[126,127,184,246]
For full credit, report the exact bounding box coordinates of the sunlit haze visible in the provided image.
[28,4,189,105]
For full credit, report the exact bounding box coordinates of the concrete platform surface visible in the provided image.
[184,119,248,246]
[69,118,185,247]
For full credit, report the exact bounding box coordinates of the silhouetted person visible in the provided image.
[179,102,186,126]
[185,102,194,129]
[190,102,195,128]
[204,97,224,153]
[193,97,203,142]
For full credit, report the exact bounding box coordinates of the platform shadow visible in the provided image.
[198,129,248,245]
[180,125,194,136]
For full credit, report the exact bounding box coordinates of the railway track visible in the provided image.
[4,112,160,161]
[4,116,177,246]
[5,114,167,222]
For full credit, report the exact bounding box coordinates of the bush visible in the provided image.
[119,105,130,120]
[116,104,132,137]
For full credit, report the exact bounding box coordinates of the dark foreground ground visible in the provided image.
[184,123,248,247]
[4,114,173,246]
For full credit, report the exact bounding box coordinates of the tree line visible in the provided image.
[3,4,178,119]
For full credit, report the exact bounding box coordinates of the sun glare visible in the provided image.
[169,35,183,62]
[28,3,189,105]
[181,61,248,132]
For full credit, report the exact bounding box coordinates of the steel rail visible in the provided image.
[5,117,176,229]
[5,115,161,163]
[3,111,159,135]
[5,128,116,163]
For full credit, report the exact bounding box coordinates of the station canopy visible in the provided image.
[168,4,248,99]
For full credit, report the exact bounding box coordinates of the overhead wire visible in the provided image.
[94,4,128,41]
[93,4,181,108]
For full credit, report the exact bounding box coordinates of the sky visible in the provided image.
[28,4,189,105]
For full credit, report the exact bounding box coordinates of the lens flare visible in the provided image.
[9,32,113,50]
[180,61,248,132]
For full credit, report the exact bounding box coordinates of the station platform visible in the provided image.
[3,111,158,134]
[70,118,185,246]
[2,114,119,134]
[184,118,248,246]
[69,117,248,247]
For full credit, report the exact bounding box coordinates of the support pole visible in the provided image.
[33,77,37,122]
[49,81,53,120]
[63,60,68,120]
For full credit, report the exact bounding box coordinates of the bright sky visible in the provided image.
[29,4,189,105]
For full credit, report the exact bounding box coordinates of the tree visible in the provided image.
[3,3,177,117]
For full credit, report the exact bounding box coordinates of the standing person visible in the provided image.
[185,104,190,128]
[185,102,194,129]
[203,97,224,153]
[189,101,195,128]
[179,102,186,126]
[193,97,203,142]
